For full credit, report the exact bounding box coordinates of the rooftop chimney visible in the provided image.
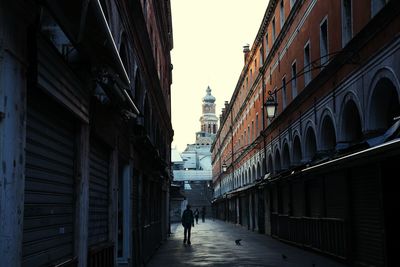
[243,44,250,62]
[224,101,229,110]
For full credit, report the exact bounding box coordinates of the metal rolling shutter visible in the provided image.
[281,183,290,215]
[351,165,384,267]
[23,93,76,266]
[325,172,346,219]
[292,181,304,217]
[240,195,248,227]
[306,178,323,217]
[88,141,110,246]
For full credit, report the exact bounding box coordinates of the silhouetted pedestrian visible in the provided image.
[194,208,199,224]
[201,206,206,222]
[181,204,194,245]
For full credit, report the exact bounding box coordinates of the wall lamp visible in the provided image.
[222,162,227,172]
[265,91,278,118]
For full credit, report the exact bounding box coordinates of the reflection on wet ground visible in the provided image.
[146,219,348,267]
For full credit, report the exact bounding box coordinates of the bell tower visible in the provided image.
[196,86,218,144]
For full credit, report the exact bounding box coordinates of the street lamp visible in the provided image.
[265,92,278,118]
[222,162,227,172]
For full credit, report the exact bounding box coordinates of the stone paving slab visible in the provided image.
[146,219,349,267]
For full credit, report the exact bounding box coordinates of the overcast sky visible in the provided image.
[170,0,269,152]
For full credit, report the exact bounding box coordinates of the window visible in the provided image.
[272,18,276,41]
[304,42,311,85]
[252,121,254,141]
[40,8,76,63]
[280,0,285,29]
[259,47,264,66]
[320,18,328,66]
[342,0,352,47]
[265,33,269,56]
[291,61,298,98]
[274,87,278,116]
[248,126,250,144]
[371,0,386,17]
[282,76,287,108]
[256,114,259,135]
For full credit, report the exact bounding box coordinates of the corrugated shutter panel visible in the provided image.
[23,93,75,266]
[292,181,304,217]
[281,183,290,215]
[88,141,110,246]
[306,178,322,217]
[271,185,278,213]
[351,165,384,267]
[325,172,346,218]
[240,195,248,227]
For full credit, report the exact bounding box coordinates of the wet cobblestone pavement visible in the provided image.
[146,219,348,267]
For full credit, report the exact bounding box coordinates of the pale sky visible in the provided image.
[171,0,269,152]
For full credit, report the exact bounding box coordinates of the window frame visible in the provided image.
[319,16,329,67]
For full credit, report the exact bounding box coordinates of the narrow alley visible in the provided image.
[146,220,346,267]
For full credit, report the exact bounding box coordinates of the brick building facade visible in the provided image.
[212,1,399,266]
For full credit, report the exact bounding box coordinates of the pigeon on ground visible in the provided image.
[235,239,242,245]
[282,254,287,260]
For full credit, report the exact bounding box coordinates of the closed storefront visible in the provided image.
[240,195,248,228]
[305,178,323,217]
[271,185,278,237]
[350,165,384,267]
[325,173,346,219]
[88,140,110,246]
[23,91,76,266]
[291,181,304,217]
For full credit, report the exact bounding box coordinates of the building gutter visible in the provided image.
[45,0,140,115]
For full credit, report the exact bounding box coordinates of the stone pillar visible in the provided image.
[109,148,118,266]
[75,124,90,267]
[0,1,32,265]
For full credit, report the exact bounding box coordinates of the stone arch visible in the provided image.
[282,141,290,170]
[99,0,110,22]
[304,125,317,161]
[257,162,261,180]
[319,109,337,152]
[339,93,363,143]
[119,33,130,73]
[367,68,400,134]
[292,133,302,165]
[252,165,256,182]
[144,94,152,134]
[133,70,144,111]
[274,147,281,173]
[268,154,274,174]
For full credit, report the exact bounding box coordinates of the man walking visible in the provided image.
[201,206,206,222]
[181,204,194,245]
[194,208,200,224]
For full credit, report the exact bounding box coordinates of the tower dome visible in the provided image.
[203,86,216,103]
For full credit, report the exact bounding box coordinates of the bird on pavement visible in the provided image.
[282,254,287,260]
[235,239,242,245]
